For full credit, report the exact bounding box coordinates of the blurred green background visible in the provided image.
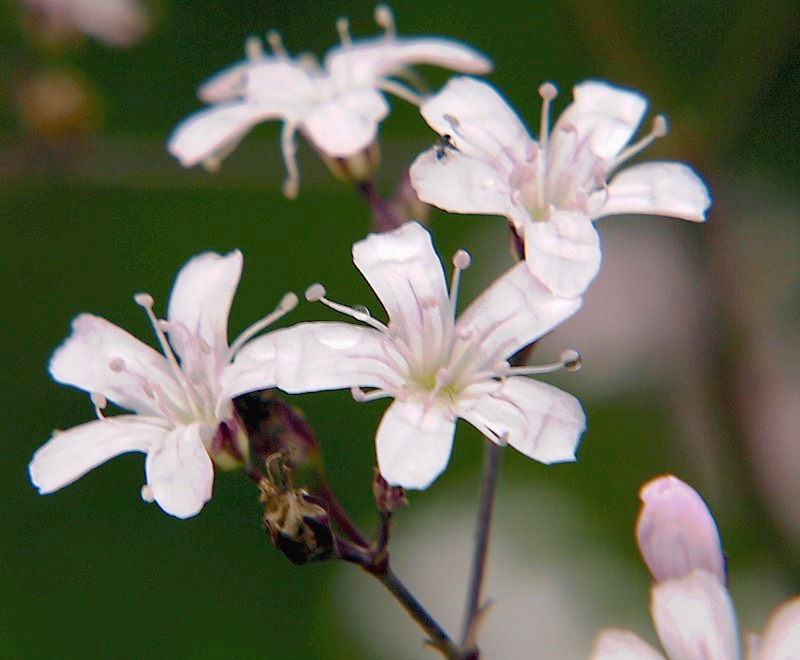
[3,0,800,657]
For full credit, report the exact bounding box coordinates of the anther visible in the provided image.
[245,35,265,61]
[280,292,299,311]
[652,114,668,137]
[266,30,287,59]
[455,325,473,341]
[452,249,471,270]
[560,349,582,371]
[91,392,108,420]
[140,484,155,503]
[134,292,154,308]
[374,5,396,39]
[305,283,326,302]
[609,114,669,170]
[351,385,367,402]
[336,17,352,48]
[538,82,558,150]
[443,113,460,129]
[108,357,125,372]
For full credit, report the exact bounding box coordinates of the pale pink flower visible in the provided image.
[410,77,711,298]
[168,6,491,198]
[21,0,149,46]
[225,221,585,490]
[29,251,296,518]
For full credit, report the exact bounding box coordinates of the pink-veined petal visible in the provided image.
[555,80,648,162]
[264,323,397,394]
[458,377,585,464]
[409,148,521,224]
[590,628,666,660]
[420,77,532,165]
[590,162,712,222]
[325,37,491,88]
[145,422,214,519]
[167,250,242,357]
[375,400,456,489]
[352,222,451,355]
[457,261,582,359]
[524,210,602,298]
[167,102,289,167]
[302,89,388,156]
[753,595,800,660]
[636,475,726,584]
[29,415,167,494]
[651,569,740,660]
[49,314,180,416]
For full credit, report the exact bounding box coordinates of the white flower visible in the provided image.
[225,222,585,490]
[410,77,712,298]
[21,0,149,47]
[29,251,297,519]
[167,5,492,198]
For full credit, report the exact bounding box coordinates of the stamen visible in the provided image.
[108,357,125,372]
[428,367,452,399]
[229,292,299,358]
[279,122,300,199]
[538,82,558,150]
[134,292,202,419]
[503,349,582,376]
[306,283,388,332]
[374,5,396,39]
[140,484,155,503]
[609,114,668,170]
[443,113,460,129]
[91,392,108,420]
[376,79,423,106]
[449,249,471,313]
[245,35,265,61]
[336,17,352,48]
[351,385,391,403]
[266,30,288,60]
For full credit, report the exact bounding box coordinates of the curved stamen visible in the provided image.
[229,292,299,358]
[266,30,288,60]
[538,82,558,151]
[376,79,424,106]
[336,16,352,48]
[374,5,396,39]
[305,283,389,332]
[608,115,668,171]
[503,349,582,377]
[351,385,391,403]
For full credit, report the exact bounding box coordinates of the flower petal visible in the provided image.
[651,569,740,660]
[49,314,180,416]
[590,629,666,659]
[590,162,712,222]
[419,77,531,164]
[457,261,582,359]
[220,329,281,399]
[352,222,451,356]
[753,595,800,659]
[524,210,602,298]
[375,400,456,489]
[409,148,522,223]
[167,250,242,357]
[239,323,397,394]
[145,422,214,519]
[636,475,726,584]
[29,416,166,494]
[198,59,266,104]
[302,89,388,156]
[458,377,585,464]
[167,102,287,167]
[556,80,648,161]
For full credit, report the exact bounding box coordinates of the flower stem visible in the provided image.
[460,438,503,653]
[356,180,404,233]
[316,482,370,548]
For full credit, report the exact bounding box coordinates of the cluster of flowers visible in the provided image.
[29,6,711,519]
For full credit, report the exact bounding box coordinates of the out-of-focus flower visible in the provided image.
[20,0,149,47]
[29,251,297,518]
[410,77,711,297]
[168,5,492,198]
[225,221,585,490]
[592,475,800,659]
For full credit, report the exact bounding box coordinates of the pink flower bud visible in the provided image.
[636,475,726,584]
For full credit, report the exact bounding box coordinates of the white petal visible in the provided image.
[167,102,287,167]
[198,60,258,103]
[29,416,166,494]
[245,61,318,106]
[524,210,602,298]
[591,162,712,222]
[457,262,582,359]
[636,475,726,584]
[262,323,397,393]
[651,569,740,660]
[145,423,214,519]
[49,314,180,416]
[458,378,585,464]
[419,77,532,164]
[220,330,280,399]
[754,595,800,660]
[352,222,450,350]
[591,628,666,659]
[556,80,648,161]
[325,37,491,89]
[167,250,242,357]
[302,90,388,156]
[375,400,456,489]
[409,148,520,221]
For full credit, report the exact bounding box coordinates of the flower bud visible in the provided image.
[373,470,407,515]
[636,475,726,584]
